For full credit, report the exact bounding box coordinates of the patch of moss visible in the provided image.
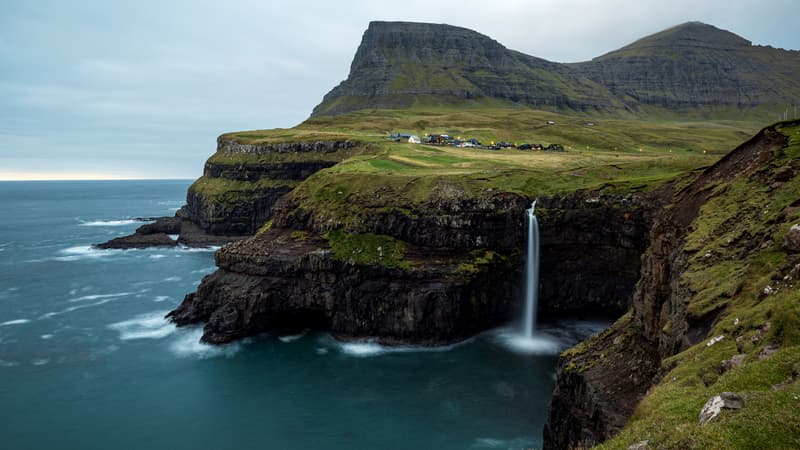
[456,250,501,274]
[256,220,273,235]
[326,230,410,269]
[290,230,309,242]
[189,176,298,199]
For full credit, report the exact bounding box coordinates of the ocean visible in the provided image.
[0,180,607,450]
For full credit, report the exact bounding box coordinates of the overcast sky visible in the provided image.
[1,0,797,180]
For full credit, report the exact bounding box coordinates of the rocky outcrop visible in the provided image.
[544,122,794,449]
[96,217,179,249]
[784,224,800,253]
[168,228,518,344]
[183,138,360,236]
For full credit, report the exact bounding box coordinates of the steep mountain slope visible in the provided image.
[312,21,623,116]
[312,21,800,117]
[572,22,800,111]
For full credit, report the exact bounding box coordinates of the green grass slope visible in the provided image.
[596,122,800,449]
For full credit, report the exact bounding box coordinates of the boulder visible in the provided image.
[628,440,650,450]
[774,165,795,182]
[720,354,746,373]
[783,224,800,253]
[699,392,744,425]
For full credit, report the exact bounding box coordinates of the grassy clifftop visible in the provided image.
[202,107,767,234]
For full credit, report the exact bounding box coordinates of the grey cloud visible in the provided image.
[0,0,797,179]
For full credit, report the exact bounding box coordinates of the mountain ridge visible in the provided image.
[312,21,800,117]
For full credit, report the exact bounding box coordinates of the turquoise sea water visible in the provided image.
[0,180,607,450]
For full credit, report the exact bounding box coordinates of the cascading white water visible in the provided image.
[523,200,540,338]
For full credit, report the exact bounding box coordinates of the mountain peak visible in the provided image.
[601,21,752,56]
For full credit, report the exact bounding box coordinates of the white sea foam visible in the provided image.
[191,267,217,275]
[149,254,167,259]
[470,437,536,449]
[168,328,240,359]
[0,359,19,368]
[328,336,469,358]
[79,219,144,227]
[0,319,30,326]
[108,311,175,340]
[178,245,221,252]
[163,276,182,282]
[31,359,49,366]
[153,295,171,303]
[40,334,54,340]
[168,234,179,241]
[54,246,120,262]
[68,292,132,303]
[278,331,307,343]
[489,320,610,355]
[490,327,561,355]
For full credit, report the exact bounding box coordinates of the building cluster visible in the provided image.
[388,132,565,152]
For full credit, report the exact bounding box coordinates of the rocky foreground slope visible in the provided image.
[544,120,800,449]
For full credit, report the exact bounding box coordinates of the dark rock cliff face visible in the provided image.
[537,191,664,318]
[543,124,792,450]
[169,188,660,345]
[312,21,800,117]
[183,139,357,236]
[168,228,520,344]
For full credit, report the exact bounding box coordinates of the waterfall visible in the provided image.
[523,200,539,338]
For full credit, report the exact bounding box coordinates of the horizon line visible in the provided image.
[0,177,196,182]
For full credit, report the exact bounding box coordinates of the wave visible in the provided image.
[177,245,221,252]
[325,335,472,358]
[278,331,307,343]
[470,437,537,449]
[153,295,171,303]
[108,311,175,340]
[68,292,132,303]
[168,328,240,359]
[53,246,121,262]
[42,296,128,319]
[0,319,30,327]
[79,219,146,227]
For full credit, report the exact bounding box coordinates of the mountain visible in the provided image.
[572,22,800,110]
[312,21,800,117]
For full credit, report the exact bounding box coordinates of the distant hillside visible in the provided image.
[311,21,800,118]
[571,22,800,111]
